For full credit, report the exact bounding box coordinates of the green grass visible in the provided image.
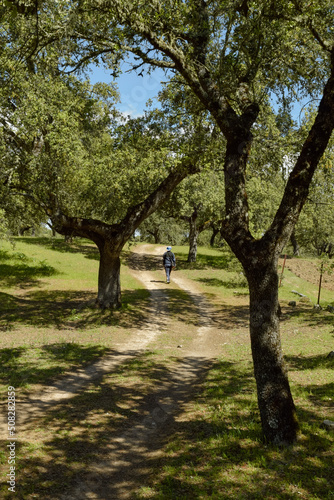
[0,237,151,388]
[0,239,333,499]
[0,343,110,392]
[171,245,243,272]
[279,267,334,308]
[132,353,334,500]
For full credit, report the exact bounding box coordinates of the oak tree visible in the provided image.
[0,68,201,308]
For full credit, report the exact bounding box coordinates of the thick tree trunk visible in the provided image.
[223,129,299,444]
[148,229,160,244]
[96,241,121,309]
[154,234,160,244]
[244,254,299,445]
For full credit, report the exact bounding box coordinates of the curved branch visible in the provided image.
[265,49,334,252]
[50,212,120,247]
[119,158,200,242]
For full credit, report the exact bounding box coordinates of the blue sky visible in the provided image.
[89,59,167,117]
[88,59,309,124]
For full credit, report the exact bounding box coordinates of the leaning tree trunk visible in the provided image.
[96,241,122,309]
[244,254,299,444]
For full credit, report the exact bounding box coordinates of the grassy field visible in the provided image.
[0,238,152,394]
[0,237,333,499]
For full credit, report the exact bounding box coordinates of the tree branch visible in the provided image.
[119,158,200,242]
[50,212,120,247]
[265,49,334,252]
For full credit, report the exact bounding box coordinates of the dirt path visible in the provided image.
[8,266,165,428]
[4,245,224,499]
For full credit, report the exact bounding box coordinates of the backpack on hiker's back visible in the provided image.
[163,249,176,267]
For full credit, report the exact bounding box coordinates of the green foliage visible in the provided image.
[78,0,333,107]
[0,209,9,241]
[171,170,225,221]
[81,109,180,222]
[0,63,185,229]
[247,172,286,238]
[139,212,187,245]
[295,152,334,256]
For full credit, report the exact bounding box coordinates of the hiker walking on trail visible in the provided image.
[163,246,176,284]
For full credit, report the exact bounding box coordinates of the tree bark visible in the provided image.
[96,241,122,309]
[187,211,198,262]
[244,250,299,444]
[222,130,300,445]
[185,208,212,262]
[18,226,32,236]
[147,228,160,244]
[188,228,198,262]
[210,225,220,247]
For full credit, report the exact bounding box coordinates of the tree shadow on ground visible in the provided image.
[15,237,100,260]
[196,276,248,289]
[212,303,250,329]
[136,359,334,499]
[1,355,332,499]
[286,354,334,408]
[125,250,162,271]
[0,286,251,333]
[0,343,110,389]
[0,257,58,289]
[282,305,334,328]
[303,381,334,409]
[0,290,97,329]
[0,288,154,330]
[286,353,334,371]
[164,288,205,327]
[0,352,216,499]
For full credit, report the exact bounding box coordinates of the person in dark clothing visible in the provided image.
[162,246,176,283]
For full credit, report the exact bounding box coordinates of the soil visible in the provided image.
[282,257,334,291]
